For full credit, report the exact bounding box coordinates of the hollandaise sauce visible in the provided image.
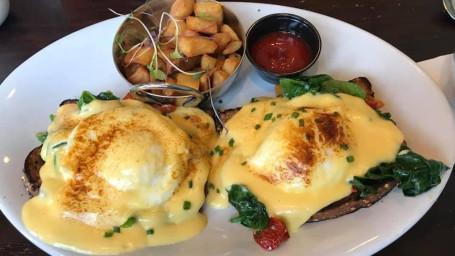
[207,93,404,233]
[22,99,217,254]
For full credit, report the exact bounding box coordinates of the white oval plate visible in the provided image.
[0,2,454,256]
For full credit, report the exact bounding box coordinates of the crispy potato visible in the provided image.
[220,24,240,41]
[170,0,195,19]
[181,29,200,37]
[199,73,210,91]
[127,65,150,84]
[193,1,223,26]
[215,54,225,69]
[123,46,155,66]
[213,69,230,86]
[212,32,232,53]
[163,20,187,38]
[161,77,177,96]
[176,73,200,90]
[186,16,218,35]
[222,40,242,55]
[208,66,220,77]
[178,37,217,57]
[201,54,217,71]
[222,55,241,75]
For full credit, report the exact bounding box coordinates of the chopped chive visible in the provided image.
[291,112,300,118]
[271,117,276,122]
[205,122,210,128]
[255,124,261,130]
[219,149,224,156]
[250,98,258,103]
[52,141,67,149]
[241,161,247,165]
[340,144,349,150]
[104,231,114,238]
[271,101,276,106]
[146,229,155,235]
[214,145,221,152]
[49,114,55,121]
[209,150,215,157]
[229,138,235,147]
[299,119,304,127]
[188,180,193,188]
[218,99,223,104]
[277,114,282,118]
[251,107,256,112]
[216,188,220,193]
[264,113,273,121]
[183,201,191,210]
[113,226,121,233]
[298,107,307,112]
[184,115,190,120]
[333,112,340,117]
[120,216,137,228]
[346,155,355,163]
[208,183,215,189]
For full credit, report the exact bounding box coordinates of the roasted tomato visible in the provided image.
[253,217,289,251]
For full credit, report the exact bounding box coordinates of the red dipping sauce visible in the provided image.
[251,32,312,73]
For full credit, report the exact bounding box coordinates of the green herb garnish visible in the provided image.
[229,138,235,147]
[146,229,155,235]
[120,216,137,228]
[351,145,449,197]
[228,184,269,231]
[264,113,273,121]
[35,132,48,143]
[183,201,191,210]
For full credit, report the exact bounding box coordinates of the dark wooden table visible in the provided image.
[0,0,454,255]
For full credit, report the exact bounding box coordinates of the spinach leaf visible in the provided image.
[278,74,367,99]
[279,74,332,99]
[77,90,119,108]
[375,110,396,124]
[351,145,449,197]
[320,80,366,99]
[228,184,269,231]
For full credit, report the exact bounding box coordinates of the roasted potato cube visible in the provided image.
[127,65,150,84]
[213,69,230,86]
[176,73,200,90]
[201,54,217,71]
[181,29,200,37]
[215,54,225,69]
[194,1,223,26]
[222,40,242,55]
[212,32,232,53]
[208,66,220,77]
[178,37,217,57]
[222,55,241,75]
[170,0,195,19]
[199,73,210,91]
[221,24,240,41]
[123,46,154,66]
[163,20,187,38]
[186,16,218,35]
[161,77,177,96]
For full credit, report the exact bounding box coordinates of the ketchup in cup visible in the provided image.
[251,32,312,74]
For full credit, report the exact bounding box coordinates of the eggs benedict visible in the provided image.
[22,96,216,254]
[207,92,405,233]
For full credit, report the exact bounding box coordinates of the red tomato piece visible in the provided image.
[123,92,134,100]
[253,217,290,251]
